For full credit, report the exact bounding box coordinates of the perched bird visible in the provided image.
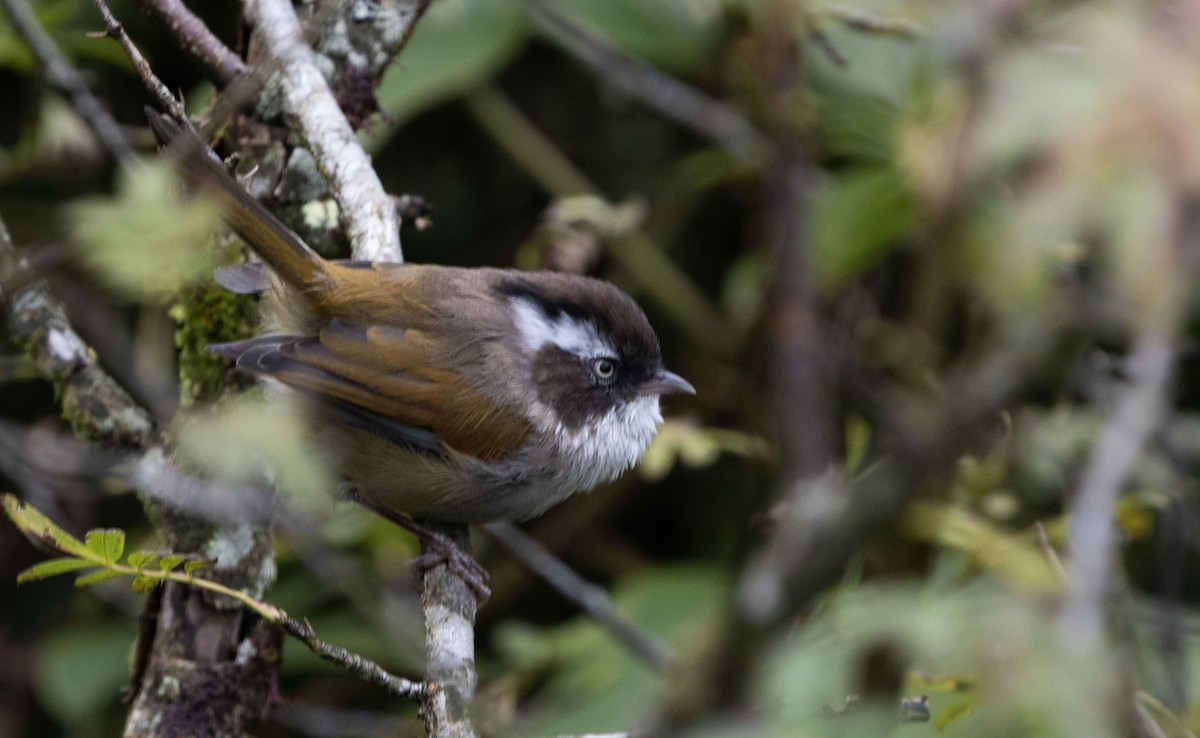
[149,111,693,553]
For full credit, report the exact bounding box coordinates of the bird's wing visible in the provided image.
[209,319,532,461]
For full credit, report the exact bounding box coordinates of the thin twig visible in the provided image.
[135,0,248,84]
[1033,520,1068,584]
[281,617,427,702]
[243,0,403,262]
[484,522,674,672]
[810,29,848,67]
[518,0,765,164]
[88,0,184,120]
[1,0,136,162]
[822,5,924,39]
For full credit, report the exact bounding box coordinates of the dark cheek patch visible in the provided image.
[532,345,645,431]
[531,346,605,431]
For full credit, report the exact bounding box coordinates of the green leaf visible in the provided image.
[131,574,161,593]
[934,693,979,729]
[373,0,529,131]
[84,529,125,565]
[158,555,185,572]
[16,557,98,583]
[538,0,721,74]
[844,414,871,475]
[126,551,156,570]
[74,569,125,588]
[172,396,337,509]
[35,622,135,726]
[496,564,725,736]
[70,160,223,299]
[2,493,91,558]
[183,559,212,576]
[811,166,916,287]
[811,88,900,165]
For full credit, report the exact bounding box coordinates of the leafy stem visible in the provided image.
[2,492,425,700]
[2,492,283,620]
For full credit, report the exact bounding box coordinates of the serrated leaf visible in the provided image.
[126,551,156,570]
[74,569,125,588]
[83,529,125,565]
[131,574,161,593]
[2,493,92,558]
[16,557,98,583]
[183,559,213,576]
[158,555,184,572]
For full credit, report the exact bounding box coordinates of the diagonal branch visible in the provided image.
[89,0,185,121]
[484,521,674,672]
[517,0,765,163]
[243,0,403,262]
[135,0,248,84]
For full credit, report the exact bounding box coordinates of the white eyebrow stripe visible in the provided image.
[510,297,614,357]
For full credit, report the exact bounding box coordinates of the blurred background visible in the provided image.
[2,0,1200,736]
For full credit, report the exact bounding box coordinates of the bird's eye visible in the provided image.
[591,357,618,380]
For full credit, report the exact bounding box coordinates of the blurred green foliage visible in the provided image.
[3,0,1200,737]
[70,161,223,297]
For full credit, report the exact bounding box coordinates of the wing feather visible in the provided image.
[209,317,532,461]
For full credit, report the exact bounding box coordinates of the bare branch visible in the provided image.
[484,521,674,672]
[1033,520,1068,585]
[89,0,185,120]
[281,617,426,702]
[0,221,156,449]
[136,0,249,84]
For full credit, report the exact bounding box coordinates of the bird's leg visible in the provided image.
[396,517,491,603]
[344,488,490,601]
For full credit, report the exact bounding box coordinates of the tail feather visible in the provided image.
[146,108,328,291]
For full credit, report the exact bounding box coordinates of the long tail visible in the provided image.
[146,108,328,290]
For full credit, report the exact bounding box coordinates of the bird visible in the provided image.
[147,110,693,580]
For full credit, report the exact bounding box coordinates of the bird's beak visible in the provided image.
[641,369,695,396]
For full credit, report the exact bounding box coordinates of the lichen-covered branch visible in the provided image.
[1,222,156,449]
[419,524,479,738]
[243,0,403,262]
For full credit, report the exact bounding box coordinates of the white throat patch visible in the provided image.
[510,296,615,358]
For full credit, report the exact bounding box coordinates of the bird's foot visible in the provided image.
[343,488,491,603]
[400,519,491,604]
